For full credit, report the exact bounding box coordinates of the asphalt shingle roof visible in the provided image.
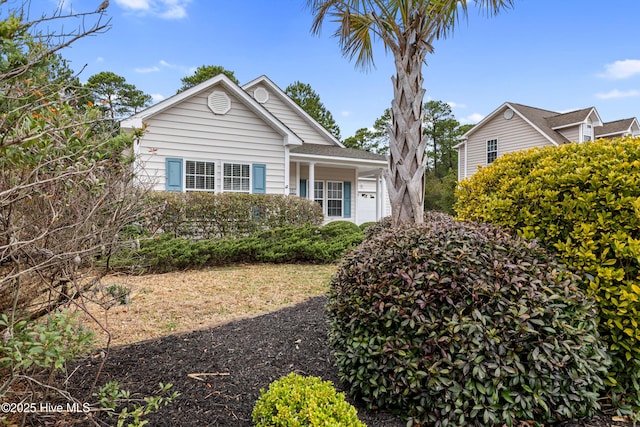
[290,144,387,162]
[596,118,636,136]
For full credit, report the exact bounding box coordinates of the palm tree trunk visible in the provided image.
[385,34,429,225]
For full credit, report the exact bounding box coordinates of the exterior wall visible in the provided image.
[557,125,580,143]
[461,111,553,179]
[136,85,286,193]
[457,143,466,181]
[246,84,334,146]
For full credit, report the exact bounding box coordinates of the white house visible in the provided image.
[120,74,389,224]
[456,102,640,180]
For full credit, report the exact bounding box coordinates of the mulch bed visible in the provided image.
[32,296,634,426]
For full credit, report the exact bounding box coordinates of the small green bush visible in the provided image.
[454,137,640,410]
[328,215,609,426]
[142,192,324,239]
[252,372,366,427]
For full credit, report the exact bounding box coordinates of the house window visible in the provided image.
[223,163,250,192]
[185,160,215,191]
[314,181,324,208]
[487,139,498,164]
[583,124,593,142]
[327,182,343,217]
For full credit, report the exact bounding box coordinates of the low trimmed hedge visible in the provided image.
[111,222,364,273]
[142,192,324,239]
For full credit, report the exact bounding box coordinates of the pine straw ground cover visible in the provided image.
[34,264,636,426]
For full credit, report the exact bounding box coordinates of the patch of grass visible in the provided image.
[77,264,336,348]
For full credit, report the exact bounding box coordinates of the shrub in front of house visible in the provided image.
[328,215,609,426]
[252,373,366,427]
[111,222,364,272]
[142,192,324,239]
[454,137,640,411]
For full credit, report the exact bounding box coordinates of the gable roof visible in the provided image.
[242,75,345,148]
[120,74,303,146]
[545,107,602,129]
[461,102,606,147]
[596,117,639,137]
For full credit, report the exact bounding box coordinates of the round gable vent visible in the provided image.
[208,90,231,115]
[254,87,269,104]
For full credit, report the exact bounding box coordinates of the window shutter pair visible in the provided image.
[165,158,266,194]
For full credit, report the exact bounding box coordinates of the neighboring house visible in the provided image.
[455,102,640,180]
[120,74,389,224]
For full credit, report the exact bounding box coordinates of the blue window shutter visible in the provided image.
[252,164,266,194]
[343,181,351,218]
[300,179,307,198]
[165,158,183,192]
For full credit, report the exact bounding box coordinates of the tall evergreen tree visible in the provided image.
[285,81,341,140]
[177,65,238,93]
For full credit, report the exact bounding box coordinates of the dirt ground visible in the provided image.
[15,264,638,426]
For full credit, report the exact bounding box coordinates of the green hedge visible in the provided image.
[111,222,364,273]
[142,192,324,239]
[328,215,608,426]
[455,137,640,411]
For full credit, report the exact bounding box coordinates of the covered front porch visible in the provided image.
[287,145,388,225]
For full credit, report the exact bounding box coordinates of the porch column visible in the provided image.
[295,162,300,197]
[375,171,381,221]
[308,162,315,201]
[379,169,386,220]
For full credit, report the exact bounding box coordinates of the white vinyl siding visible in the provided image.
[243,84,334,145]
[185,160,215,191]
[223,163,250,192]
[462,110,553,179]
[136,85,286,192]
[557,125,580,143]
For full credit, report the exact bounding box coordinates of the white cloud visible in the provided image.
[151,93,165,103]
[159,60,177,69]
[599,59,640,79]
[341,111,351,117]
[447,101,466,109]
[134,66,160,73]
[114,0,191,19]
[595,89,640,99]
[460,113,484,124]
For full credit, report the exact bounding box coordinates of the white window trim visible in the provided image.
[487,138,498,164]
[326,181,343,217]
[314,180,343,217]
[582,122,593,142]
[222,162,252,193]
[184,159,216,192]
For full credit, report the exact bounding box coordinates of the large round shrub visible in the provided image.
[252,373,366,426]
[454,137,640,407]
[328,215,609,426]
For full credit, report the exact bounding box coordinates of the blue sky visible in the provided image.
[29,0,640,139]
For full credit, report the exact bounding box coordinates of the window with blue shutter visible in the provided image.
[252,164,266,194]
[165,158,183,192]
[343,181,351,218]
